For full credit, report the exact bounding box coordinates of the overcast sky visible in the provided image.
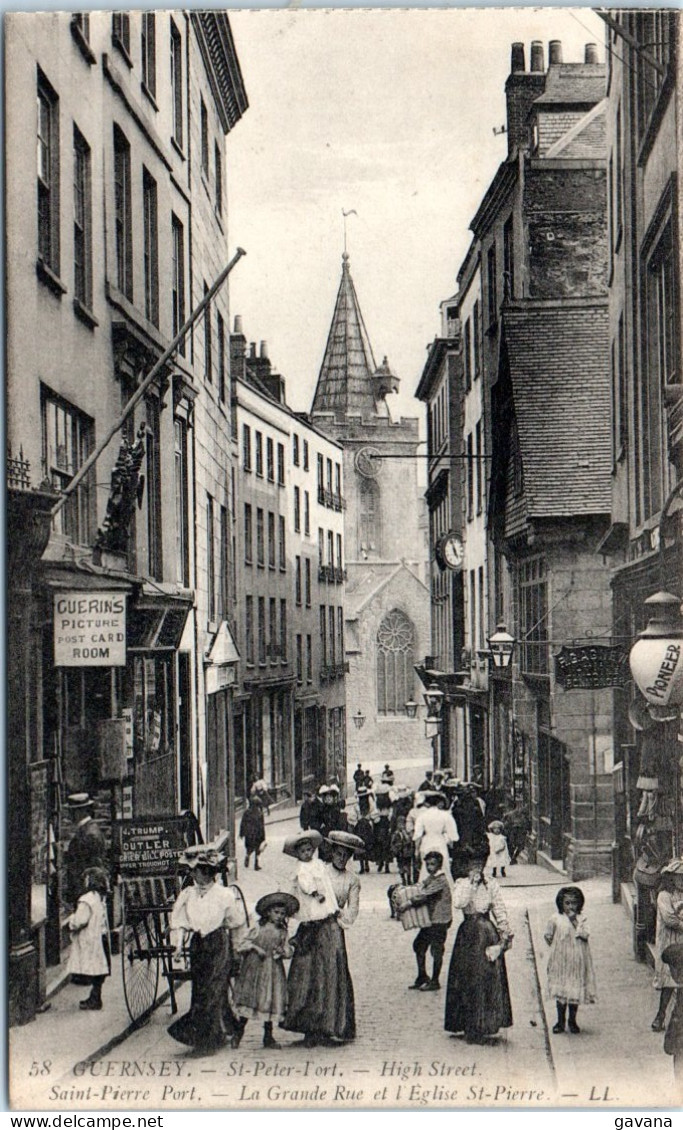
[225,6,605,421]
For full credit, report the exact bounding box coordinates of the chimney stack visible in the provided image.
[510,42,525,73]
[260,341,269,359]
[234,314,244,335]
[585,42,599,64]
[530,40,545,72]
[548,40,563,65]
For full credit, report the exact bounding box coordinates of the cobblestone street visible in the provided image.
[10,814,680,1110]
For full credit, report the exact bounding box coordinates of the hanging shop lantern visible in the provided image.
[629,592,683,716]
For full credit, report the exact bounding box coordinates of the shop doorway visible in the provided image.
[538,730,571,862]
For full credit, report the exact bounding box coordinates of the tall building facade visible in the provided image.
[6,11,247,1023]
[311,254,430,774]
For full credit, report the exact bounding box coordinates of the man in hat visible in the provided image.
[418,770,434,792]
[64,794,108,909]
[353,764,365,792]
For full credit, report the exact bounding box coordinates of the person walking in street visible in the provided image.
[250,777,272,816]
[353,764,365,792]
[413,791,458,878]
[661,943,683,1097]
[168,847,247,1055]
[652,861,683,1031]
[502,799,531,865]
[64,794,108,909]
[405,850,452,992]
[299,791,315,831]
[487,820,510,878]
[381,764,395,787]
[323,829,364,1040]
[66,866,110,1011]
[239,795,265,870]
[444,846,513,1044]
[317,785,349,862]
[544,886,596,1034]
[232,892,299,1050]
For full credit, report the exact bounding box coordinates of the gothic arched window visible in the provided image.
[359,477,381,556]
[377,609,415,715]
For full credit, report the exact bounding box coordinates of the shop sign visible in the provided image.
[115,816,188,877]
[555,644,630,690]
[54,591,126,666]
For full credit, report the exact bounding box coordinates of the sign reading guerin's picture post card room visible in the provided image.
[53,592,127,666]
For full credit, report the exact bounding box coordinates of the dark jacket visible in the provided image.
[239,805,265,848]
[65,819,108,906]
[409,871,452,926]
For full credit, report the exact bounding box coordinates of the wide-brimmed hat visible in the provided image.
[662,943,683,985]
[413,792,427,807]
[283,829,322,858]
[318,785,330,796]
[255,892,300,919]
[661,858,683,876]
[179,847,223,871]
[327,783,340,794]
[488,820,504,833]
[423,790,447,806]
[67,792,94,809]
[325,830,365,855]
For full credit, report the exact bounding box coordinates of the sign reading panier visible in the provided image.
[54,591,126,666]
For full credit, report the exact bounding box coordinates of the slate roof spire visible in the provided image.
[312,253,392,421]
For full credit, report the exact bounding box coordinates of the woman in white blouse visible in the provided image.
[444,846,513,1044]
[168,849,247,1054]
[413,792,458,878]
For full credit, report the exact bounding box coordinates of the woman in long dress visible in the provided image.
[652,863,683,1030]
[323,830,364,1040]
[168,849,247,1054]
[445,846,513,1044]
[413,792,458,879]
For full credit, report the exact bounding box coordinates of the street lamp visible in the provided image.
[629,592,683,720]
[423,682,444,719]
[487,623,515,670]
[404,699,418,719]
[352,709,366,730]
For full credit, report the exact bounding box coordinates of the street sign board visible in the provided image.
[114,816,188,877]
[554,643,630,690]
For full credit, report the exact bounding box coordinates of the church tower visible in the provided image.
[310,253,429,777]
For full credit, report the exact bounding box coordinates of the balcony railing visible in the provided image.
[319,661,349,683]
[318,564,347,584]
[317,487,346,512]
[7,447,31,491]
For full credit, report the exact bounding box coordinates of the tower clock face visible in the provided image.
[355,446,382,478]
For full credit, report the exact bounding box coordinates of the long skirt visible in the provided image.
[168,928,242,1051]
[283,917,355,1041]
[445,913,513,1041]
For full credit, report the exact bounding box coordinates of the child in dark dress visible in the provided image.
[232,893,299,1049]
[239,796,265,870]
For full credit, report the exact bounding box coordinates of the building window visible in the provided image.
[142,169,159,325]
[329,607,336,665]
[170,20,183,148]
[244,503,252,564]
[376,609,415,715]
[112,13,130,58]
[219,505,229,618]
[206,494,216,621]
[171,215,185,352]
[615,104,623,247]
[255,432,263,477]
[473,299,481,377]
[174,418,189,585]
[487,242,497,327]
[146,397,163,580]
[335,463,341,499]
[277,443,285,486]
[280,599,287,662]
[295,556,302,605]
[635,12,675,146]
[326,458,333,494]
[306,634,312,682]
[475,421,483,515]
[464,318,472,390]
[203,282,212,381]
[612,316,627,466]
[320,605,327,666]
[258,597,266,664]
[317,454,324,500]
[503,215,514,299]
[41,386,94,545]
[296,634,303,682]
[141,13,156,99]
[336,533,342,572]
[303,440,309,471]
[267,437,274,482]
[469,569,476,652]
[200,97,209,178]
[242,424,251,471]
[293,434,300,466]
[338,606,344,663]
[269,598,277,663]
[245,595,254,664]
[256,508,265,567]
[305,558,311,607]
[217,311,226,402]
[516,556,548,675]
[359,478,381,554]
[37,71,60,275]
[214,141,222,215]
[268,511,276,570]
[327,529,334,568]
[466,432,474,520]
[73,125,92,309]
[114,126,132,300]
[478,565,485,650]
[304,490,310,536]
[278,514,286,571]
[318,527,324,566]
[294,485,301,532]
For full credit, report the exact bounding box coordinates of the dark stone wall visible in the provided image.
[525,166,607,297]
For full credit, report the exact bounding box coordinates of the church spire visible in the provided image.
[311,253,392,421]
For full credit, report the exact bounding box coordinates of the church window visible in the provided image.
[376,609,415,715]
[359,477,381,556]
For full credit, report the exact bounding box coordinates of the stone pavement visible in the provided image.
[9,812,680,1110]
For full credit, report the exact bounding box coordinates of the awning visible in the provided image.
[205,621,240,667]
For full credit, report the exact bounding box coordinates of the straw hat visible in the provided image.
[178,847,223,871]
[325,830,365,855]
[67,792,94,810]
[282,829,322,858]
[255,892,300,919]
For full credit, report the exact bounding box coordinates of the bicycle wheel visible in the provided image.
[121,910,160,1023]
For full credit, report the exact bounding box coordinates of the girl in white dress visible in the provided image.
[544,885,597,1034]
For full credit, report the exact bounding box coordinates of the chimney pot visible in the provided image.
[548,40,563,65]
[234,315,244,335]
[585,42,599,64]
[530,40,544,72]
[249,342,256,358]
[260,341,269,359]
[510,42,525,73]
